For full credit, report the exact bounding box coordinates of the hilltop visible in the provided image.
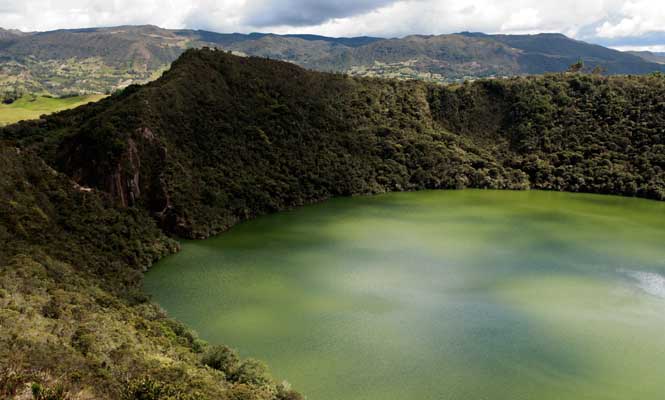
[1,25,663,98]
[1,49,664,398]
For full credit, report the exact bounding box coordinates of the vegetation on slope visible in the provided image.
[1,52,331,395]
[0,146,302,399]
[430,73,665,199]
[8,49,663,237]
[1,49,664,398]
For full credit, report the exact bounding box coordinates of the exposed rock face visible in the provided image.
[106,137,141,207]
[58,126,169,210]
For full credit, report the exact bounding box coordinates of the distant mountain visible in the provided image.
[465,33,662,74]
[626,51,665,65]
[316,34,523,78]
[0,28,28,40]
[1,25,663,97]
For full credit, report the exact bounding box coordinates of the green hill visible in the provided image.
[1,49,664,398]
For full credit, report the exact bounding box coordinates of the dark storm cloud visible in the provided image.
[243,0,398,27]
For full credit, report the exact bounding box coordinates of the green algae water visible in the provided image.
[145,190,665,400]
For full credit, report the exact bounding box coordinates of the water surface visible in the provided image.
[145,190,665,400]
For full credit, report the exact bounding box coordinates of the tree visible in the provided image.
[592,65,606,75]
[567,59,585,73]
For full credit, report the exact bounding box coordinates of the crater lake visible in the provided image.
[145,190,665,400]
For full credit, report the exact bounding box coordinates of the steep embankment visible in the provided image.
[0,146,302,399]
[3,50,527,238]
[1,49,664,398]
[8,49,664,238]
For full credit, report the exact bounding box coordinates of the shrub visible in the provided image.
[202,345,240,376]
[31,382,69,400]
[276,382,304,400]
[0,368,24,397]
[70,327,94,356]
[232,359,271,386]
[224,384,256,400]
[121,377,195,400]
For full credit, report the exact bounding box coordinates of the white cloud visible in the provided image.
[598,18,643,39]
[501,8,542,33]
[0,0,198,32]
[596,0,665,38]
[612,44,665,52]
[0,0,663,49]
[182,0,248,32]
[274,0,618,38]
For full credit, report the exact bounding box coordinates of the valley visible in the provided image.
[0,94,106,126]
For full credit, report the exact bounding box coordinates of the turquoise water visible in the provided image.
[145,190,665,400]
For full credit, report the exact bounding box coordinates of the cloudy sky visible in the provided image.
[2,0,665,51]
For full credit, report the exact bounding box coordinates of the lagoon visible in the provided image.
[145,190,665,400]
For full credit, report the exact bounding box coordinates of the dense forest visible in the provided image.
[1,49,664,399]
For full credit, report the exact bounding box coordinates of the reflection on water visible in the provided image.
[146,190,665,400]
[622,269,665,298]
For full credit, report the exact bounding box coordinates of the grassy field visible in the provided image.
[0,94,106,125]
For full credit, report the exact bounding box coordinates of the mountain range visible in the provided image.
[1,25,664,97]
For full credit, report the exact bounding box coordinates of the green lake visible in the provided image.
[145,190,665,400]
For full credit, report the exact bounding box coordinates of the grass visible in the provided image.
[0,94,107,126]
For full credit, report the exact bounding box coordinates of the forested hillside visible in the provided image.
[1,49,664,398]
[6,49,664,237]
